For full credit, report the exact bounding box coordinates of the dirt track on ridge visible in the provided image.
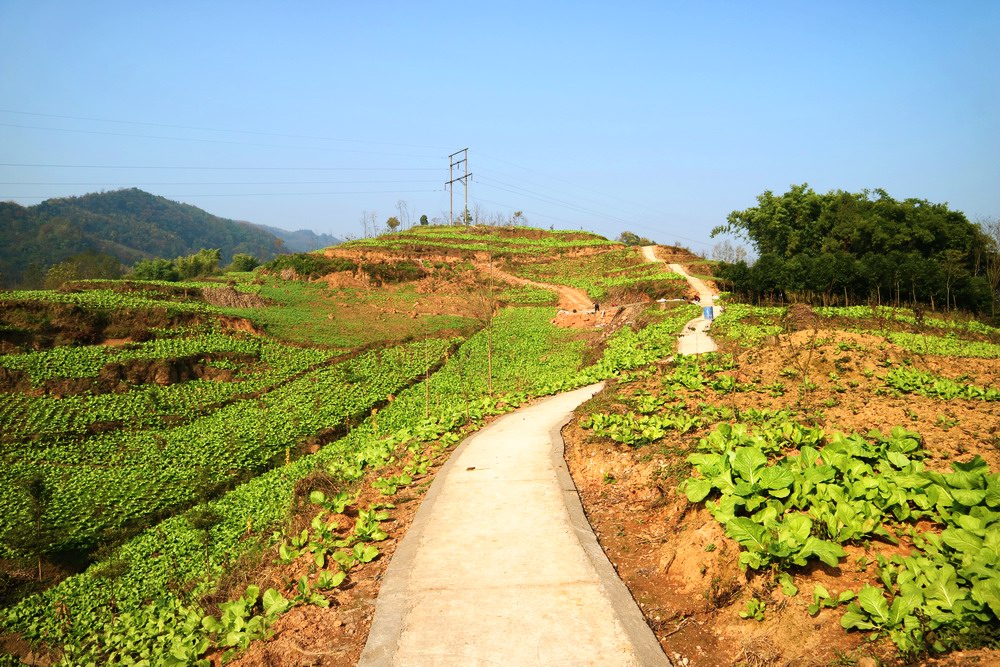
[478,263,594,311]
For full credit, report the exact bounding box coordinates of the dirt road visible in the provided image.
[480,263,594,311]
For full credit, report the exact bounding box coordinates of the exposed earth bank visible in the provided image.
[563,328,1000,666]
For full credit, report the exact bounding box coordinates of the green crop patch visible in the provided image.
[681,417,1000,654]
[711,303,785,347]
[884,367,1000,401]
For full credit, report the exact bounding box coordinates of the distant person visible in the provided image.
[593,301,600,312]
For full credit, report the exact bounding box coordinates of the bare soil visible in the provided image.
[563,329,1000,667]
[0,300,201,353]
[0,353,253,396]
[201,286,273,309]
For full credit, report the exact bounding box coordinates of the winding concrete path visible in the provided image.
[360,249,725,666]
[641,245,719,355]
[359,384,671,667]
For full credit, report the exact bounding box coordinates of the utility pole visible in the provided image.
[447,148,471,225]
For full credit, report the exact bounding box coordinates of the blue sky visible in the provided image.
[1,1,997,253]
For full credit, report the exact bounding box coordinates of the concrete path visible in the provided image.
[359,383,671,667]
[640,246,720,355]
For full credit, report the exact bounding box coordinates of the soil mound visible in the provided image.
[0,301,201,353]
[201,287,272,308]
[784,303,819,331]
[0,352,255,396]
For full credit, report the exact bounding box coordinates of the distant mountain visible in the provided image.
[0,188,329,287]
[250,223,341,253]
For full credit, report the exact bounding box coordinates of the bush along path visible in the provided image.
[358,384,671,666]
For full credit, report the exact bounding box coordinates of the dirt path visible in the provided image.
[641,246,719,355]
[359,384,671,667]
[479,263,594,311]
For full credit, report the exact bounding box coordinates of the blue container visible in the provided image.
[702,306,714,320]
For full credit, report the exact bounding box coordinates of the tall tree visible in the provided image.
[713,185,991,312]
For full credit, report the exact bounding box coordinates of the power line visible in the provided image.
[478,151,672,218]
[0,180,441,186]
[468,194,580,227]
[475,164,653,221]
[1,189,442,200]
[0,162,442,171]
[0,108,449,151]
[475,175,635,226]
[0,122,443,159]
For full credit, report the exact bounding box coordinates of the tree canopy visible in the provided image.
[132,248,221,282]
[617,231,655,246]
[712,184,995,313]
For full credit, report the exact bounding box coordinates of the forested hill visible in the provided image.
[0,189,332,287]
[250,222,341,253]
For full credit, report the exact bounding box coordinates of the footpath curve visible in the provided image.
[358,383,671,667]
[641,245,719,355]
[478,262,594,311]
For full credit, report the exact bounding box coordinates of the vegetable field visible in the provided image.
[566,303,1000,665]
[0,225,706,667]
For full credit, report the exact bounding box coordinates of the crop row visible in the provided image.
[512,249,684,300]
[884,366,1000,401]
[710,303,785,346]
[1,288,217,314]
[342,226,616,252]
[496,285,558,305]
[883,332,1000,359]
[342,236,610,256]
[816,305,1000,337]
[0,332,334,385]
[0,339,341,444]
[0,338,454,558]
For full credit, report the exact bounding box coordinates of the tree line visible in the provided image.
[711,184,999,316]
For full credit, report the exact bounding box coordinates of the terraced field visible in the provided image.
[0,227,701,666]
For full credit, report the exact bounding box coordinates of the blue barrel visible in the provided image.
[702,306,714,320]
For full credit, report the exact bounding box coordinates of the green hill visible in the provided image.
[250,222,341,253]
[0,189,291,287]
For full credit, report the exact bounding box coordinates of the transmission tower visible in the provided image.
[447,148,471,225]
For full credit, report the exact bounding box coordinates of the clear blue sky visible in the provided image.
[1,1,997,253]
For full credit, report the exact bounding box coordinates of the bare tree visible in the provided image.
[980,217,1000,317]
[712,240,748,264]
[471,203,484,226]
[396,200,411,229]
[360,210,377,238]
